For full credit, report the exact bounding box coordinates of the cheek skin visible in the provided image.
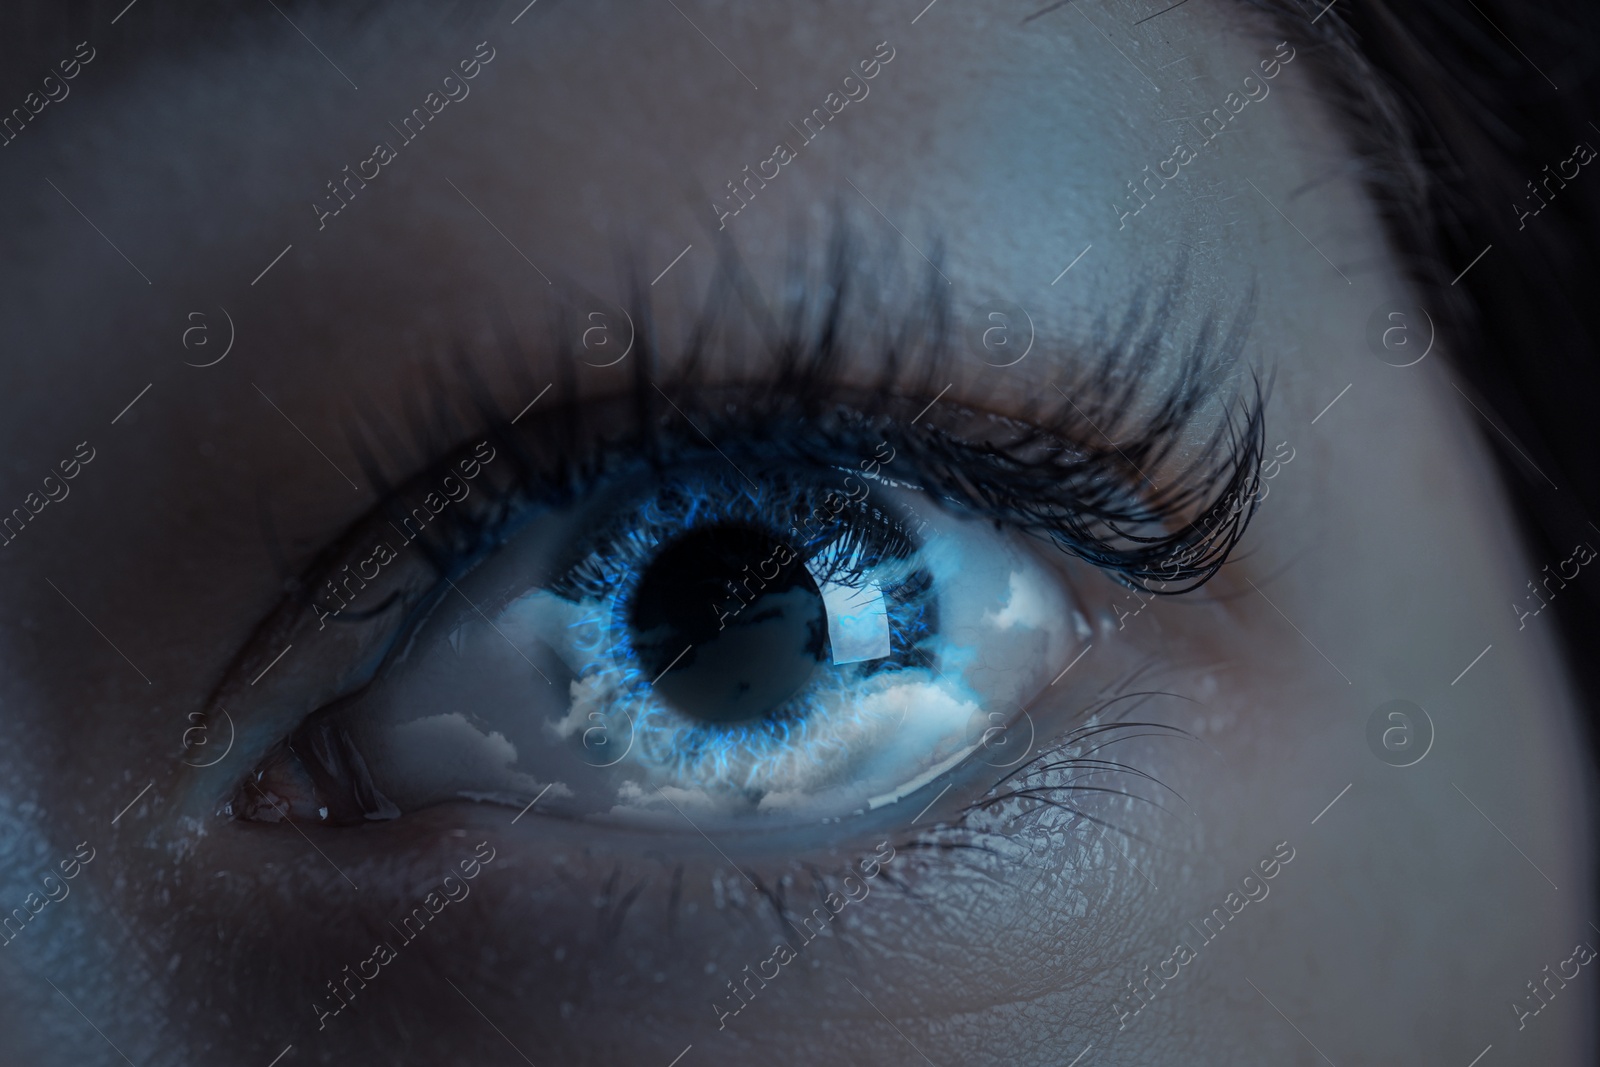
[132,805,1140,1063]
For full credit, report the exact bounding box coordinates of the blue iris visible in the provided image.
[549,467,939,788]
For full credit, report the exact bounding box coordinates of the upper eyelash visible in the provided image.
[307,230,1265,638]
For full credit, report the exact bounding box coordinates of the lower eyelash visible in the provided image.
[965,719,1190,834]
[936,664,1207,882]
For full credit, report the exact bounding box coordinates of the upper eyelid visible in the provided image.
[343,361,1255,595]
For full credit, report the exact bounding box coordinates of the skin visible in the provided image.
[0,1,1592,1064]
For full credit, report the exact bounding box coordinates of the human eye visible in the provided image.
[215,252,1262,840]
[26,0,1598,1061]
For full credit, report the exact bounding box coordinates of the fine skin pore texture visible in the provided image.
[0,1,1592,1065]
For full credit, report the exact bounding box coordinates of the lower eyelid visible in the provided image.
[199,787,1129,955]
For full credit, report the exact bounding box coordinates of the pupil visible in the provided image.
[629,523,827,725]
